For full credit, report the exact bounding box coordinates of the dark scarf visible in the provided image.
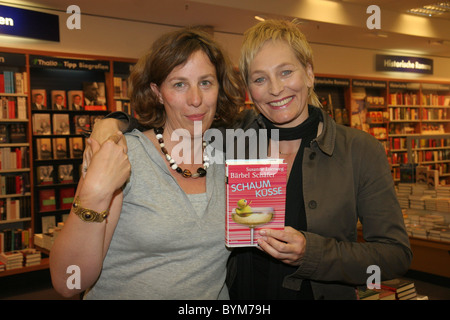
[261,105,321,141]
[229,105,322,300]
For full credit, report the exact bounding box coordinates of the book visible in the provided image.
[57,164,73,183]
[59,187,75,210]
[20,248,41,267]
[53,137,67,159]
[32,113,51,135]
[225,159,287,247]
[83,81,107,108]
[39,189,56,212]
[69,137,84,158]
[52,113,70,134]
[68,90,84,111]
[51,90,67,110]
[9,123,27,143]
[41,215,56,233]
[427,169,439,189]
[358,287,380,300]
[37,166,54,185]
[381,278,415,299]
[397,287,417,300]
[31,89,48,110]
[36,138,52,160]
[0,250,23,270]
[74,115,90,133]
[376,288,396,300]
[0,124,7,143]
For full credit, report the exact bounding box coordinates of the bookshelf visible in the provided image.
[314,76,350,126]
[112,60,135,116]
[350,78,389,152]
[0,47,136,277]
[0,51,33,259]
[315,75,450,184]
[388,82,450,183]
[28,53,112,235]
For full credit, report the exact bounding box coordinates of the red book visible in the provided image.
[225,159,287,247]
[0,74,4,93]
[59,188,75,210]
[39,189,56,212]
[15,148,22,169]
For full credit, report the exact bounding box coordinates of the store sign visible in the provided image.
[0,5,59,42]
[315,77,350,87]
[389,82,421,90]
[352,79,386,89]
[0,52,26,66]
[30,55,110,72]
[376,54,433,74]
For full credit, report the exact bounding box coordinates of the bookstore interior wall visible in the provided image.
[1,5,448,81]
[1,44,450,281]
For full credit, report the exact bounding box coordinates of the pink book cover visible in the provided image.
[225,159,287,247]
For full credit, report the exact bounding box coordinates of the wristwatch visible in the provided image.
[72,196,109,222]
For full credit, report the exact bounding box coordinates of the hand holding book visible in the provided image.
[257,226,306,267]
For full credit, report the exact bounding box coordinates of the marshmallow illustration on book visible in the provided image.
[232,199,274,245]
[232,200,274,227]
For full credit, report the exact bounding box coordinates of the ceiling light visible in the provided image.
[408,2,450,17]
[254,15,266,22]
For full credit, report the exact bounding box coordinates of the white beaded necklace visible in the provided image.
[154,127,209,178]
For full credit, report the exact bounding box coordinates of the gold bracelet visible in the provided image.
[72,196,109,223]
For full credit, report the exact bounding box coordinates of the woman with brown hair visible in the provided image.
[49,28,244,300]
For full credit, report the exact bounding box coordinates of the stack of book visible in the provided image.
[0,251,23,270]
[428,226,450,242]
[396,183,413,208]
[20,248,41,267]
[436,185,450,198]
[436,198,450,213]
[381,279,417,300]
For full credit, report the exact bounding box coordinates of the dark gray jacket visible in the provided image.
[228,106,412,299]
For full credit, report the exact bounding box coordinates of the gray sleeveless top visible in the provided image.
[84,130,229,299]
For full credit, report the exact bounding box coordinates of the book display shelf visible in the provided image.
[316,74,450,185]
[0,47,136,277]
[0,52,33,276]
[320,75,450,281]
[112,61,135,116]
[350,79,389,152]
[314,76,351,127]
[388,81,450,183]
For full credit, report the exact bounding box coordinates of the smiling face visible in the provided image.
[248,40,314,128]
[151,50,218,137]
